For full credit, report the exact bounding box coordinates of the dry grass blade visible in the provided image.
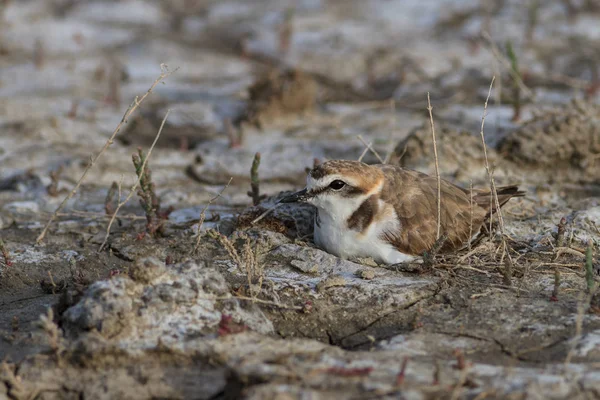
[357,135,385,163]
[426,92,442,240]
[384,98,397,163]
[468,180,474,252]
[36,64,175,244]
[98,109,171,252]
[479,76,514,285]
[191,177,233,255]
[479,76,507,232]
[251,203,282,225]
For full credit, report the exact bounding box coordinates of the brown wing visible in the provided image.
[377,165,489,255]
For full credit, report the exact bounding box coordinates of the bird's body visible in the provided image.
[281,160,524,265]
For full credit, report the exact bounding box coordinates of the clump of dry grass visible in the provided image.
[0,361,27,399]
[36,308,65,361]
[209,230,265,298]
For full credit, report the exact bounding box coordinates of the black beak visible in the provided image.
[279,188,309,203]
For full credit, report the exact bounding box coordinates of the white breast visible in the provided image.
[313,204,415,265]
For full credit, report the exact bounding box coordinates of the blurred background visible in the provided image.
[0,0,599,226]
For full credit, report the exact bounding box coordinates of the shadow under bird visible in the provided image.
[280,160,524,265]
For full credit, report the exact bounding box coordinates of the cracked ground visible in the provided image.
[1,0,600,399]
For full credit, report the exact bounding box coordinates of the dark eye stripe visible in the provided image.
[308,183,367,198]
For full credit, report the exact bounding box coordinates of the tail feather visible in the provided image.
[473,185,525,215]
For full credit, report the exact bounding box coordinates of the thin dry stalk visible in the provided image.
[251,203,282,225]
[555,247,585,260]
[191,177,233,255]
[98,109,171,252]
[384,99,397,163]
[37,64,174,244]
[479,76,513,285]
[426,92,442,240]
[468,180,474,252]
[449,365,471,400]
[210,231,243,267]
[357,135,385,163]
[479,77,506,233]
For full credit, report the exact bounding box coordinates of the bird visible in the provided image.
[280,160,524,265]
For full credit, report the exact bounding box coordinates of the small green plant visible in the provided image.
[132,148,172,236]
[247,152,266,206]
[506,40,522,122]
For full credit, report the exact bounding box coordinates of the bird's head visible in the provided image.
[280,160,384,219]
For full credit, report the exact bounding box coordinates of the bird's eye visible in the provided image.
[329,180,346,190]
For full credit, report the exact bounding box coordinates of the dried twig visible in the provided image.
[191,177,233,255]
[98,109,171,251]
[36,65,174,244]
[251,203,282,225]
[555,247,586,260]
[427,92,442,240]
[384,99,397,163]
[357,135,384,163]
[479,76,513,286]
[468,180,474,252]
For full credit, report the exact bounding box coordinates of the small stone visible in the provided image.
[3,201,40,214]
[357,269,375,280]
[128,257,167,284]
[316,275,347,292]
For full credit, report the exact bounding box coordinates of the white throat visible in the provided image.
[306,177,415,265]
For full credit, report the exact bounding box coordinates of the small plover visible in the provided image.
[280,160,524,265]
